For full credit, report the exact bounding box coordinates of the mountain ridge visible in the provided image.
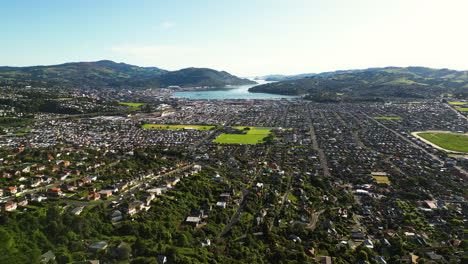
[0,60,255,88]
[249,67,468,98]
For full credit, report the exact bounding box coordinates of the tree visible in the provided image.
[118,243,132,260]
[0,228,14,251]
[358,250,368,261]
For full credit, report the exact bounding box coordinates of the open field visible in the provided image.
[455,108,468,112]
[448,101,467,105]
[119,102,146,110]
[417,132,468,153]
[142,124,215,130]
[373,117,402,120]
[53,98,73,101]
[232,127,272,135]
[373,176,390,185]
[213,134,267,144]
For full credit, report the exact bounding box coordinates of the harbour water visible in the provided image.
[171,81,297,100]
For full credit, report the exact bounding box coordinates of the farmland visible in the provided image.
[418,132,468,153]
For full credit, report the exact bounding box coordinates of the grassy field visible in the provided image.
[213,134,267,144]
[455,108,468,112]
[418,133,468,153]
[142,124,215,130]
[448,101,467,105]
[119,102,146,110]
[54,98,73,101]
[373,176,390,185]
[213,126,277,144]
[373,117,402,120]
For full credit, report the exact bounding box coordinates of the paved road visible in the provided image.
[362,112,467,177]
[219,147,271,237]
[306,106,331,178]
[445,103,468,121]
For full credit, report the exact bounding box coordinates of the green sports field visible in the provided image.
[213,134,268,144]
[455,108,468,112]
[213,126,277,144]
[448,101,467,105]
[142,124,215,130]
[119,102,146,110]
[418,133,468,153]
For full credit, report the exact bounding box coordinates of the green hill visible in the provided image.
[0,60,255,88]
[249,67,468,98]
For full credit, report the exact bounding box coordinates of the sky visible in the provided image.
[2,0,468,76]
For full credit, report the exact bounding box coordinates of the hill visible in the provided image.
[0,60,255,88]
[249,67,468,98]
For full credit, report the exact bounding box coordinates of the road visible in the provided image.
[306,106,331,178]
[361,112,467,177]
[219,147,271,237]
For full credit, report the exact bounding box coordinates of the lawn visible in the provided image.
[455,108,468,112]
[213,134,267,144]
[373,176,390,185]
[142,124,215,130]
[448,101,467,105]
[418,133,468,153]
[119,102,146,110]
[233,126,284,134]
[373,117,402,120]
[54,98,73,101]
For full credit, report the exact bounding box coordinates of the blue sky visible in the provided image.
[2,0,467,76]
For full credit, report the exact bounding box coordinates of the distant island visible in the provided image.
[250,67,468,99]
[0,60,256,89]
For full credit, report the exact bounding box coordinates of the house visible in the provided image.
[120,203,137,215]
[219,192,231,200]
[17,197,28,206]
[98,189,112,198]
[89,241,108,251]
[5,186,17,195]
[87,193,100,200]
[425,251,444,261]
[81,178,92,185]
[216,201,227,208]
[40,250,56,263]
[3,201,17,211]
[316,256,332,264]
[185,216,202,227]
[32,195,47,202]
[374,256,387,264]
[401,254,419,263]
[363,239,374,248]
[110,210,123,222]
[132,200,150,211]
[70,206,84,215]
[47,188,63,197]
[201,239,211,247]
[157,255,167,264]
